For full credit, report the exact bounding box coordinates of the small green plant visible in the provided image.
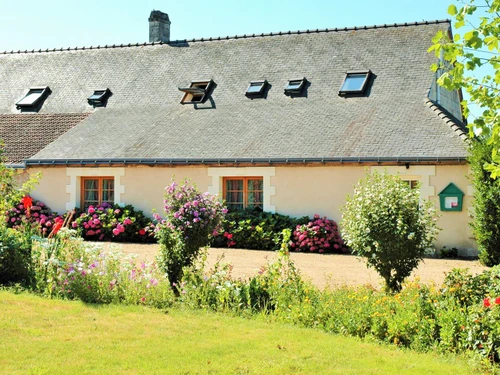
[341,171,439,293]
[440,246,459,259]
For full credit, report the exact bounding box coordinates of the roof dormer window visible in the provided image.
[179,80,215,104]
[339,71,372,96]
[16,87,51,111]
[245,80,268,98]
[88,88,112,107]
[284,78,306,95]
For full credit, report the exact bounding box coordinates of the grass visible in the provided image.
[0,290,484,375]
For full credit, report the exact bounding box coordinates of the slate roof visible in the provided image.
[0,113,90,165]
[0,20,468,166]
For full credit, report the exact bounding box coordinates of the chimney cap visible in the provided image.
[149,10,170,23]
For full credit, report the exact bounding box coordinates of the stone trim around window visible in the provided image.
[65,167,125,211]
[370,165,436,201]
[207,167,276,213]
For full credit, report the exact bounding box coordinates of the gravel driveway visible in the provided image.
[98,243,488,289]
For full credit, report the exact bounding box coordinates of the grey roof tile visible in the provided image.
[0,21,468,163]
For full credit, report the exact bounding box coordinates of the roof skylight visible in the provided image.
[245,80,268,98]
[339,71,372,96]
[88,88,112,107]
[284,78,306,95]
[16,87,51,111]
[179,80,215,104]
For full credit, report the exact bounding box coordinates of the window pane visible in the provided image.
[247,179,263,191]
[84,179,98,190]
[341,74,367,92]
[248,191,263,206]
[226,191,243,204]
[102,179,114,190]
[247,83,263,93]
[17,90,43,106]
[226,179,243,191]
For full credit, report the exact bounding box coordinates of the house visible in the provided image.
[0,11,474,254]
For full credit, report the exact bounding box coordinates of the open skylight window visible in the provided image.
[179,80,215,104]
[339,70,372,96]
[88,88,112,107]
[284,78,306,95]
[245,80,268,98]
[16,87,51,110]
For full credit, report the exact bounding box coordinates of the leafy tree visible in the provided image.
[429,0,500,177]
[469,139,500,265]
[341,171,439,293]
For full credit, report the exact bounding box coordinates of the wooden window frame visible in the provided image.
[223,176,263,210]
[80,176,114,209]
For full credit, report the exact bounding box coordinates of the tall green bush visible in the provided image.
[469,140,500,266]
[0,225,32,285]
[341,171,439,293]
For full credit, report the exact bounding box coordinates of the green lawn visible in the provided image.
[0,291,482,375]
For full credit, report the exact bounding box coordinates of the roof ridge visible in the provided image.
[424,98,469,142]
[0,19,450,56]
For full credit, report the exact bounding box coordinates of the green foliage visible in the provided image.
[211,208,309,250]
[0,225,32,285]
[178,248,307,315]
[429,0,500,177]
[440,246,459,259]
[155,178,226,286]
[341,171,439,293]
[469,140,500,266]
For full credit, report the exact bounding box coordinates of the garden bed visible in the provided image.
[95,242,488,289]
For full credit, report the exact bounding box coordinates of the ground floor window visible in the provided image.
[223,177,263,211]
[404,180,419,189]
[81,177,114,210]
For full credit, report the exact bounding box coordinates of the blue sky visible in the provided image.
[0,0,454,51]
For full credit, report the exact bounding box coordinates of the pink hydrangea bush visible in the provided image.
[73,203,155,242]
[5,196,63,236]
[290,214,347,253]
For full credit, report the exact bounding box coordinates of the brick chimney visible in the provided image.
[149,10,170,43]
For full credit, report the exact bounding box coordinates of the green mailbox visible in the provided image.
[438,183,464,212]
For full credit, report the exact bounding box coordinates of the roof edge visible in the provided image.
[424,98,469,142]
[25,155,467,167]
[1,19,451,55]
[5,163,26,169]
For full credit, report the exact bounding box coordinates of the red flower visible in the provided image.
[495,297,500,305]
[51,221,63,236]
[227,233,233,240]
[22,196,33,217]
[484,298,492,308]
[138,229,146,236]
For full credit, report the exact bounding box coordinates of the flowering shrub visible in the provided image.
[342,171,439,292]
[211,208,309,250]
[0,225,32,285]
[290,214,347,253]
[31,229,174,308]
[72,203,155,243]
[155,178,227,285]
[5,196,63,236]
